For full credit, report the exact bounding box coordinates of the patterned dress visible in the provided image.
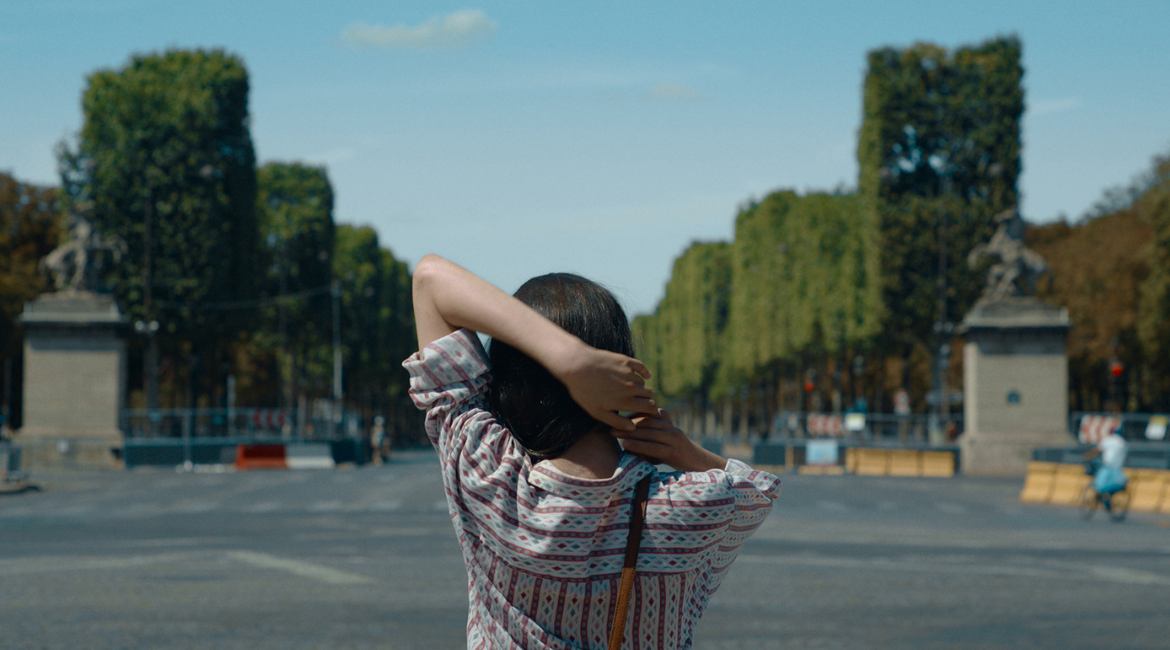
[404,329,782,649]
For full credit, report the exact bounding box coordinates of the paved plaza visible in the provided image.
[2,450,1168,649]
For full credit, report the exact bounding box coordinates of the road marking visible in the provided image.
[170,500,219,514]
[227,551,374,585]
[116,503,166,518]
[739,554,1170,586]
[0,553,195,577]
[1086,565,1170,586]
[366,499,403,512]
[433,498,449,512]
[54,504,96,516]
[308,500,343,512]
[122,538,230,548]
[816,500,848,511]
[936,502,967,515]
[243,501,283,513]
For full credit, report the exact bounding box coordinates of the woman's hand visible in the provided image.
[554,344,656,432]
[612,408,727,472]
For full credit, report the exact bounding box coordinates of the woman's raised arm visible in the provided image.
[411,254,655,430]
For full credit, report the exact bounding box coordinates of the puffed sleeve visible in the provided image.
[704,459,780,592]
[402,329,492,464]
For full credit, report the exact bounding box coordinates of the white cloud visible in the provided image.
[307,146,360,168]
[643,83,704,102]
[339,10,496,51]
[1029,97,1082,117]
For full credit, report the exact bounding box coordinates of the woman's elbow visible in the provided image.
[412,254,448,296]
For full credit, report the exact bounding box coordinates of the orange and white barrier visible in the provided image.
[1078,415,1120,444]
[234,443,336,470]
[806,414,844,437]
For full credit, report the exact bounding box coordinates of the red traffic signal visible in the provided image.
[1109,361,1124,378]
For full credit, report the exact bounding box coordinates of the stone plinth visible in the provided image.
[18,291,128,470]
[960,298,1071,476]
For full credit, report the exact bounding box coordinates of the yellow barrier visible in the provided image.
[1049,464,1091,506]
[1019,464,1170,511]
[1128,470,1169,513]
[797,465,846,475]
[844,447,858,474]
[921,451,956,478]
[837,448,956,477]
[887,450,921,477]
[854,448,889,476]
[1019,462,1058,503]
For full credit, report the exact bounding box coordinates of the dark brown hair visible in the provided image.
[488,273,634,460]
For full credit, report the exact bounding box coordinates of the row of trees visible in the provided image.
[2,49,418,438]
[632,191,883,436]
[1027,152,1170,413]
[633,36,1170,437]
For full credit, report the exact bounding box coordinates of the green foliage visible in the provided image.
[253,162,335,399]
[858,36,1023,349]
[0,174,61,356]
[1027,212,1151,410]
[635,241,731,400]
[718,191,882,397]
[636,190,881,405]
[258,163,334,346]
[1136,154,1170,404]
[379,247,415,400]
[64,48,259,351]
[36,48,420,422]
[334,224,414,404]
[259,162,335,296]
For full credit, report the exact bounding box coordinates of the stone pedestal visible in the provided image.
[18,291,128,470]
[960,299,1071,476]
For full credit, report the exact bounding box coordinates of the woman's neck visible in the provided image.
[548,430,622,479]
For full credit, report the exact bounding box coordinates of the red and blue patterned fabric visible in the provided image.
[404,329,782,649]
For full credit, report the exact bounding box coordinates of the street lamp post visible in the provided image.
[138,186,160,435]
[931,194,953,444]
[331,278,343,438]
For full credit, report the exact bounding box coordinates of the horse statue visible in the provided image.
[967,208,1047,303]
[40,204,126,293]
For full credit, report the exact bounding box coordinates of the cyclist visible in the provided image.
[1085,425,1128,510]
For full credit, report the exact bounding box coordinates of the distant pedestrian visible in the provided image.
[370,415,387,464]
[404,255,781,649]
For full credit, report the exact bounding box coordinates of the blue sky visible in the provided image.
[2,1,1168,315]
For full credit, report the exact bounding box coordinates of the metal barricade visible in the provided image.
[770,411,964,446]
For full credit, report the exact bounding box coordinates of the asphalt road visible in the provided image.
[2,451,1168,650]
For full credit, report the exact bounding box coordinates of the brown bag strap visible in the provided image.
[609,474,652,650]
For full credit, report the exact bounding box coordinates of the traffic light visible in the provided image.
[1108,360,1124,403]
[1109,360,1123,378]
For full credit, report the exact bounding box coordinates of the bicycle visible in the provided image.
[1079,474,1130,522]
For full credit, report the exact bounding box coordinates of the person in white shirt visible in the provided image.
[1086,425,1128,499]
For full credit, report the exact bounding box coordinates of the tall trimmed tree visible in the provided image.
[61,49,259,354]
[255,162,335,407]
[858,37,1024,353]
